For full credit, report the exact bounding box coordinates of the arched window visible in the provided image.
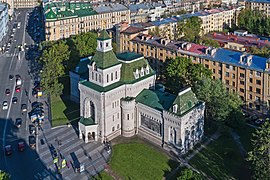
[95,73,97,81]
[127,114,130,120]
[115,71,118,79]
[111,73,113,81]
[99,74,101,82]
[92,72,94,80]
[117,124,120,129]
[112,127,115,132]
[107,74,109,82]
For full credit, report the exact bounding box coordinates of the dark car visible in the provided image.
[29,125,36,134]
[21,104,27,112]
[18,141,25,152]
[32,102,44,109]
[12,97,18,104]
[5,145,12,156]
[5,89,10,95]
[9,74,14,80]
[29,136,36,149]
[15,118,22,128]
[15,74,21,80]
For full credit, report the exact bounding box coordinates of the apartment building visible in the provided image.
[207,32,270,52]
[119,30,270,115]
[43,2,130,41]
[129,2,166,23]
[13,0,38,9]
[245,0,270,16]
[130,6,243,41]
[0,2,8,44]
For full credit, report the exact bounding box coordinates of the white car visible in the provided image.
[2,101,8,110]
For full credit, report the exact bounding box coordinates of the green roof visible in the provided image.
[80,72,155,93]
[136,88,201,116]
[97,30,111,41]
[120,58,154,83]
[136,89,176,111]
[91,50,121,69]
[44,2,97,21]
[80,117,95,126]
[117,52,143,61]
[170,88,199,115]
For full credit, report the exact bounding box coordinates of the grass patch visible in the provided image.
[51,95,80,127]
[110,140,178,180]
[189,130,251,180]
[94,171,113,180]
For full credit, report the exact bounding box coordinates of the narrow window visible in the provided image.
[127,114,129,120]
[115,71,118,79]
[111,73,113,81]
[107,74,109,82]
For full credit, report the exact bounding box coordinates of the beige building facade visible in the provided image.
[43,2,130,41]
[119,30,270,115]
[246,0,270,16]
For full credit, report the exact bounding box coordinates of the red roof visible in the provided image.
[209,33,270,48]
[187,44,207,54]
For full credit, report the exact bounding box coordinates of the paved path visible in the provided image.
[230,129,247,157]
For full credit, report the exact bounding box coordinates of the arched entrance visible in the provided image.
[88,132,96,141]
[90,101,95,122]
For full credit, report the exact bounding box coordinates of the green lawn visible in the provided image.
[94,171,113,180]
[189,130,252,180]
[109,140,178,180]
[51,95,80,127]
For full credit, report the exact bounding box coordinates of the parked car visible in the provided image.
[32,102,43,109]
[2,101,8,110]
[15,86,21,93]
[12,97,18,104]
[5,89,10,95]
[5,145,12,156]
[29,136,36,149]
[9,74,14,80]
[15,118,22,128]
[18,141,25,152]
[29,125,36,134]
[21,104,27,112]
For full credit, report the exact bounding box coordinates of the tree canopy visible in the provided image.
[165,57,212,93]
[194,78,242,122]
[176,17,202,42]
[249,46,270,58]
[248,121,270,179]
[177,168,204,180]
[238,8,270,36]
[0,170,10,180]
[39,31,97,97]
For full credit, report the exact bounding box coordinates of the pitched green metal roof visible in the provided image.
[46,8,57,20]
[116,52,143,61]
[79,117,95,126]
[170,88,199,115]
[91,50,121,69]
[80,72,154,93]
[97,30,111,41]
[44,2,97,22]
[136,89,176,111]
[120,58,153,83]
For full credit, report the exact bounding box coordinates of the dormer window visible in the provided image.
[134,69,139,79]
[173,104,178,113]
[146,66,150,74]
[140,67,144,76]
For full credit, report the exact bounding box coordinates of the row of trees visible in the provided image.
[165,57,243,125]
[0,170,10,180]
[238,8,270,36]
[39,32,97,97]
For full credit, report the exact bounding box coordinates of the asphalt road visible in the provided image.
[0,9,56,179]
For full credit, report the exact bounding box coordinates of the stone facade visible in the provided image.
[77,30,204,153]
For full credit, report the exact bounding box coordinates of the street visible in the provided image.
[0,9,56,179]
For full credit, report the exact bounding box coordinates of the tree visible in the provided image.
[177,17,202,42]
[165,57,212,93]
[249,46,270,58]
[248,121,270,180]
[177,168,203,180]
[39,41,70,97]
[194,78,242,122]
[0,170,10,180]
[199,36,219,48]
[238,8,270,36]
